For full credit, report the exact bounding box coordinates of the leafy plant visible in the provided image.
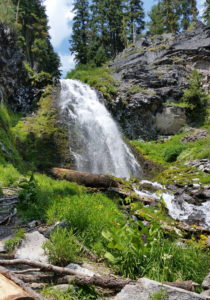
[4,229,25,252]
[43,228,80,266]
[18,174,38,210]
[102,222,209,282]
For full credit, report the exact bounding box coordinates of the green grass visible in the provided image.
[0,105,24,169]
[131,129,210,167]
[42,285,100,300]
[66,64,118,102]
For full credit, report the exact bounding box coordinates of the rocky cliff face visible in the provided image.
[109,23,210,140]
[0,23,34,111]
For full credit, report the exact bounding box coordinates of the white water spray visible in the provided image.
[59,79,141,178]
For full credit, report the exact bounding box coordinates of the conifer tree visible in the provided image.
[190,0,198,23]
[203,0,210,25]
[162,0,179,33]
[70,0,90,64]
[126,0,145,43]
[147,2,165,35]
[10,0,60,77]
[177,0,192,30]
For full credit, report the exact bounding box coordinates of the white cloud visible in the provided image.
[44,0,74,48]
[59,54,75,76]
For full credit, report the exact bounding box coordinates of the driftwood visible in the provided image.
[0,266,43,300]
[50,168,119,188]
[0,259,134,291]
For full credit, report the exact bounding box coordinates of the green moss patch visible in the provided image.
[66,64,119,102]
[13,86,71,170]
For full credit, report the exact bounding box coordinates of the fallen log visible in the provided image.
[0,259,134,291]
[0,266,43,300]
[50,168,119,188]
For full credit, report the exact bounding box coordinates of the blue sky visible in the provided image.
[44,0,205,76]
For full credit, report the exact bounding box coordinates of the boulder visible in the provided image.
[156,106,187,135]
[202,273,210,290]
[113,278,206,300]
[15,231,48,263]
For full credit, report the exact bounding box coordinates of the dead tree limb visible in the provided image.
[0,266,43,300]
[0,259,133,291]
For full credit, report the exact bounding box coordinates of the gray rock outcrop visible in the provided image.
[109,23,210,139]
[0,23,34,110]
[113,278,206,300]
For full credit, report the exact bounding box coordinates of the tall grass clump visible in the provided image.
[43,228,80,266]
[0,164,21,187]
[47,192,126,253]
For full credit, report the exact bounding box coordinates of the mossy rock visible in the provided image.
[13,86,73,171]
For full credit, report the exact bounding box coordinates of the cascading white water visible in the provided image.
[59,79,142,179]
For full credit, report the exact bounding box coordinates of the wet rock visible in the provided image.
[15,231,48,263]
[156,106,187,135]
[186,159,210,174]
[202,273,210,290]
[181,129,208,142]
[113,278,206,300]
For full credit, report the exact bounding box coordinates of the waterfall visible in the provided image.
[59,79,142,179]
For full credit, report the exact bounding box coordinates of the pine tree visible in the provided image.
[162,0,179,33]
[126,0,145,43]
[70,0,90,65]
[0,0,15,25]
[177,0,192,30]
[147,2,165,35]
[203,0,210,25]
[9,0,60,77]
[190,0,198,23]
[106,0,125,57]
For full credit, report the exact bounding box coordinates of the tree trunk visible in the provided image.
[50,168,119,188]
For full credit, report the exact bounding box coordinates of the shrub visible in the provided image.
[18,174,38,210]
[181,70,208,124]
[163,144,186,162]
[43,228,80,266]
[4,229,25,252]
